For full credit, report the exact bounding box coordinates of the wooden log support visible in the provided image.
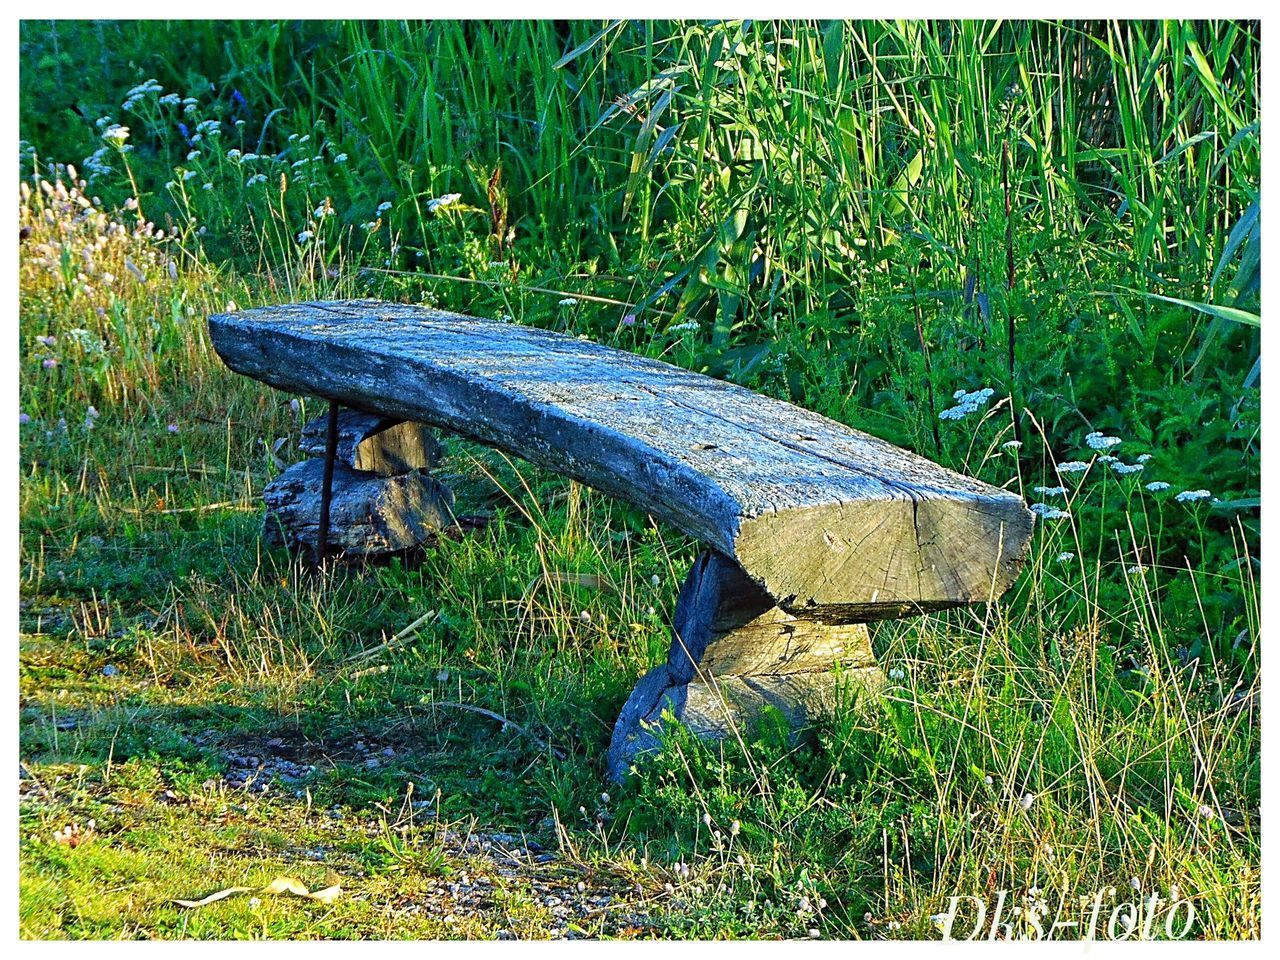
[299,409,443,476]
[606,551,881,781]
[263,459,456,556]
[265,408,454,559]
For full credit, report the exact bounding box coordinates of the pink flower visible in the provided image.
[167,423,179,434]
[622,313,637,326]
[42,358,57,369]
[19,412,30,425]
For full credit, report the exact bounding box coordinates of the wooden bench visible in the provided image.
[209,300,1033,780]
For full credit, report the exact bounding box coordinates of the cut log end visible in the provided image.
[734,494,1034,622]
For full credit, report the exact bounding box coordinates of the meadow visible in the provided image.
[18,20,1259,939]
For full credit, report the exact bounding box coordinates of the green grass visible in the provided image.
[18,19,1259,940]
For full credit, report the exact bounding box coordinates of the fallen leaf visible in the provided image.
[260,876,310,897]
[305,885,342,904]
[174,886,252,908]
[175,875,343,909]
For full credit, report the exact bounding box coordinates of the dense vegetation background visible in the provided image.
[19,20,1258,939]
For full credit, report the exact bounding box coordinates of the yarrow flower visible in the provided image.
[1110,461,1144,475]
[425,192,462,213]
[1085,431,1122,451]
[100,124,131,149]
[939,387,996,421]
[1030,502,1070,521]
[1145,481,1171,492]
[1056,461,1089,474]
[558,297,579,307]
[1057,552,1075,563]
[376,201,393,215]
[296,230,314,244]
[1175,489,1212,503]
[1033,485,1067,496]
[1136,453,1153,463]
[1001,439,1022,451]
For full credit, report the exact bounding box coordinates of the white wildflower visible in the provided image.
[1085,431,1122,450]
[1030,503,1070,520]
[296,230,313,244]
[376,201,393,215]
[1137,453,1153,463]
[335,153,348,163]
[1175,489,1212,503]
[1057,552,1075,562]
[940,387,996,421]
[426,192,462,213]
[1110,461,1144,475]
[1056,461,1089,474]
[1033,485,1067,496]
[1020,792,1035,810]
[1146,481,1170,492]
[100,124,131,148]
[1001,439,1022,450]
[558,297,579,307]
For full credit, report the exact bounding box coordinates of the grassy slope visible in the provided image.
[18,20,1259,940]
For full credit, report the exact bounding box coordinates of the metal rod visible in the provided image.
[315,399,340,565]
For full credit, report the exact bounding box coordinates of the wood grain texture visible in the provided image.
[263,459,455,555]
[210,300,1032,619]
[606,550,881,781]
[298,410,443,475]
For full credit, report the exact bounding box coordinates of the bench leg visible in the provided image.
[313,399,342,566]
[606,550,883,781]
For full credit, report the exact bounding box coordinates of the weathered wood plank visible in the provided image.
[210,300,1032,619]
